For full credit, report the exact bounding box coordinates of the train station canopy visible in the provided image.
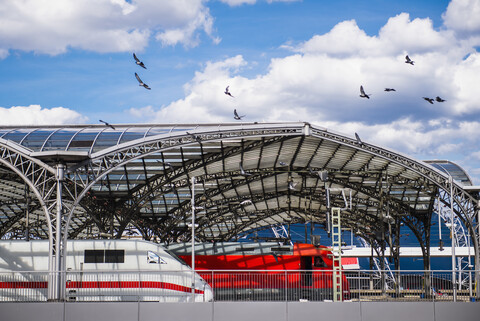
[0,122,478,259]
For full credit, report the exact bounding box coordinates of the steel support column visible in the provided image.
[48,164,65,301]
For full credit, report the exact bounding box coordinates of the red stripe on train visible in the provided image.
[0,281,203,294]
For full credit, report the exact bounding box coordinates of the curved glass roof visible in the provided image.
[424,160,473,186]
[0,125,199,154]
[0,123,476,245]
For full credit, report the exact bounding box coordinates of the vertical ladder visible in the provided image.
[331,207,342,302]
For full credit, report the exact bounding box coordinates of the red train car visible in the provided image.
[168,242,350,301]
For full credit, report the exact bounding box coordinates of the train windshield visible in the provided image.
[147,251,167,264]
[164,249,189,266]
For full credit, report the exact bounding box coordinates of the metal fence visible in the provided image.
[0,270,209,302]
[1,270,478,302]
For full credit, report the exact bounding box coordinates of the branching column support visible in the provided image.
[48,163,65,301]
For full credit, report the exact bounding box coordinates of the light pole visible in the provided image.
[449,175,457,301]
[190,176,196,302]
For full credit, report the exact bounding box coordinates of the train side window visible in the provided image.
[314,256,326,268]
[105,250,125,263]
[147,251,167,264]
[84,250,104,263]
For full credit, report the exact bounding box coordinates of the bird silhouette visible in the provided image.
[360,86,370,99]
[240,200,253,206]
[234,109,245,120]
[279,161,288,166]
[384,88,396,92]
[135,73,151,90]
[405,55,414,65]
[225,86,234,97]
[186,132,202,143]
[423,97,434,104]
[355,132,363,146]
[288,181,298,191]
[99,120,115,130]
[133,53,146,69]
[435,96,446,102]
[239,163,252,176]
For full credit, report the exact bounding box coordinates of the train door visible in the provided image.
[300,256,313,286]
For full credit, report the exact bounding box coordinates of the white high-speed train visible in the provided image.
[0,239,213,302]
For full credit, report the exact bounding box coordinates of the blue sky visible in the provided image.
[1,0,480,183]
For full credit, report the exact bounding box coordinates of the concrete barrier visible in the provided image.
[1,301,479,321]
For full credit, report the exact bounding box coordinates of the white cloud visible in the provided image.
[298,14,456,57]
[127,105,156,121]
[127,1,480,182]
[0,105,88,125]
[156,7,220,48]
[0,0,218,56]
[443,0,480,37]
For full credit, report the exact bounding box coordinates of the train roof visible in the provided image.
[167,242,332,256]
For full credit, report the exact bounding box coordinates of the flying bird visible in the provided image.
[99,120,115,130]
[405,55,415,65]
[186,132,202,143]
[225,86,234,98]
[239,163,252,176]
[135,73,151,90]
[240,200,253,206]
[359,86,370,99]
[133,53,146,69]
[288,181,299,191]
[384,88,396,92]
[234,109,245,120]
[355,132,363,146]
[279,161,288,166]
[435,96,446,102]
[423,97,434,104]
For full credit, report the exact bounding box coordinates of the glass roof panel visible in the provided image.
[145,128,172,137]
[91,130,124,153]
[1,129,36,145]
[427,161,472,186]
[119,128,149,144]
[42,129,79,151]
[67,129,101,152]
[21,129,57,151]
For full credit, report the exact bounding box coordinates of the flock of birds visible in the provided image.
[99,53,446,138]
[225,86,246,120]
[359,55,446,104]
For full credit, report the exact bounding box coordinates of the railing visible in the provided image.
[0,270,209,302]
[0,270,478,302]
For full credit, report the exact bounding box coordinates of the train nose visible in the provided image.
[203,283,214,302]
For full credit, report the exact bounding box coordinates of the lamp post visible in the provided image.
[449,175,457,302]
[190,176,196,302]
